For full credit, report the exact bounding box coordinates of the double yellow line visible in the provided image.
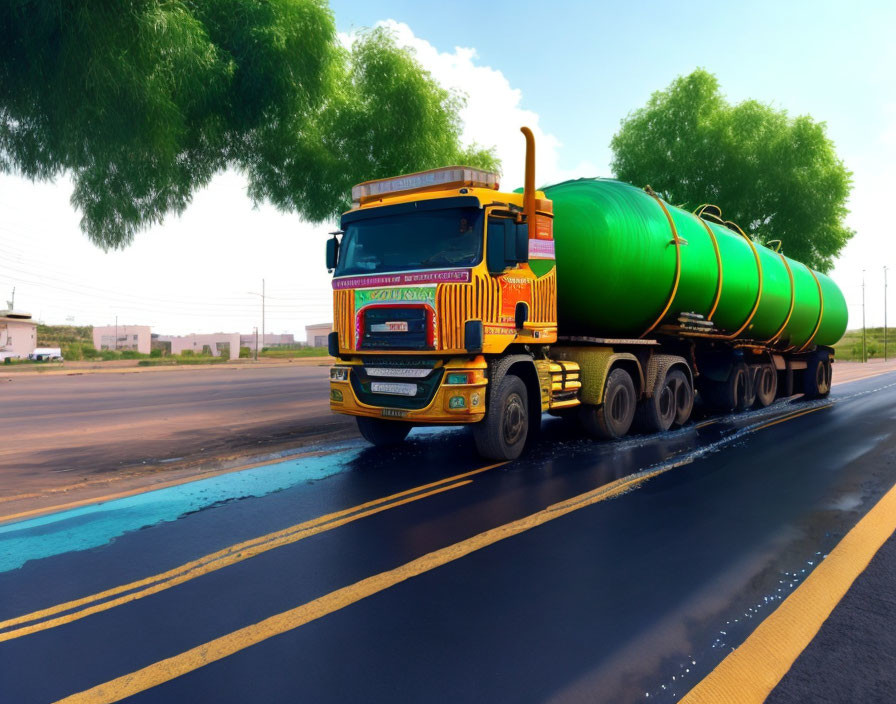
[52,402,838,704]
[0,462,506,643]
[58,465,668,704]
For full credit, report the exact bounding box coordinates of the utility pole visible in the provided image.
[115,315,118,352]
[885,265,889,362]
[861,270,866,363]
[7,286,14,311]
[247,280,266,357]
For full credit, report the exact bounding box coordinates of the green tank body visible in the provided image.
[543,179,848,348]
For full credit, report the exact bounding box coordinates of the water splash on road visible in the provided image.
[0,448,361,572]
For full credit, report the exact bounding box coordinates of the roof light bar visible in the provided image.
[352,166,499,204]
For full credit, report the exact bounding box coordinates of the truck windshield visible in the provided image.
[336,207,483,276]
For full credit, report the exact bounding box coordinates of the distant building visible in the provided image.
[0,310,37,360]
[156,333,240,360]
[92,325,152,354]
[305,323,332,348]
[240,333,296,352]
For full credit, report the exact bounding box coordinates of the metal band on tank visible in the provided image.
[766,253,795,345]
[796,269,825,352]
[640,190,682,338]
[723,221,763,340]
[695,216,724,321]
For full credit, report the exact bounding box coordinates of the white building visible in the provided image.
[305,323,332,348]
[157,333,240,360]
[0,311,37,360]
[239,333,296,352]
[92,325,152,354]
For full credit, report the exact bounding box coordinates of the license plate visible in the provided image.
[371,381,417,396]
[371,321,409,332]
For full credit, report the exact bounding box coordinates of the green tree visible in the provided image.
[0,2,497,248]
[610,69,852,272]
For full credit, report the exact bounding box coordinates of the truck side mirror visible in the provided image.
[464,320,484,353]
[488,218,529,273]
[515,221,529,264]
[502,220,529,264]
[326,236,339,271]
[328,331,340,358]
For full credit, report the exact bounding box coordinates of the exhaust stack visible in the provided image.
[520,126,536,240]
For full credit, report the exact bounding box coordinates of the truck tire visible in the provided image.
[473,374,529,461]
[753,364,778,408]
[668,368,694,426]
[635,369,677,433]
[356,417,411,447]
[581,367,636,440]
[803,352,832,399]
[701,362,751,412]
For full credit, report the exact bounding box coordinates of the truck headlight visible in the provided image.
[330,367,350,382]
[446,372,472,384]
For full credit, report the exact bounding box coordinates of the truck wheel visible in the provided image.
[701,363,750,412]
[635,370,677,433]
[740,363,757,409]
[803,352,832,399]
[668,369,694,426]
[356,417,411,447]
[473,374,529,461]
[753,364,778,407]
[581,368,636,440]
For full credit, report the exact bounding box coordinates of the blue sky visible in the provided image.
[1,1,892,333]
[331,0,895,177]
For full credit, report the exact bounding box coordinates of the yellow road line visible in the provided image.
[1,461,507,641]
[55,468,665,704]
[50,394,845,704]
[681,480,896,704]
[1,480,472,643]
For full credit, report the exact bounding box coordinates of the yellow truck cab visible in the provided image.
[326,129,580,459]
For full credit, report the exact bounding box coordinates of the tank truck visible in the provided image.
[325,128,848,461]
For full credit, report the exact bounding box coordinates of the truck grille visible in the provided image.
[360,307,431,350]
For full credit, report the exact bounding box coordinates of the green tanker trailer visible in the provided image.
[326,128,848,460]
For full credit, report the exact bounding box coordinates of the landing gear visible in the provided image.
[356,417,411,446]
[803,351,832,399]
[581,367,636,440]
[473,374,529,461]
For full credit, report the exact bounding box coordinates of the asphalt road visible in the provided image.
[1,370,894,703]
[0,364,355,508]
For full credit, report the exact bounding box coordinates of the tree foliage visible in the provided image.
[0,2,497,248]
[610,69,852,272]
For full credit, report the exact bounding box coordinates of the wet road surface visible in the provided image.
[1,371,894,703]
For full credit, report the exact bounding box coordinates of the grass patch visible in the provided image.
[259,346,330,358]
[832,327,896,362]
[137,354,232,367]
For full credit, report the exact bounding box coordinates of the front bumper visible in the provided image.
[329,359,488,423]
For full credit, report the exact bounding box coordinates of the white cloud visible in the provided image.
[343,20,599,190]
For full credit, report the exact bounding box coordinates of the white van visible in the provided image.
[29,347,64,362]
